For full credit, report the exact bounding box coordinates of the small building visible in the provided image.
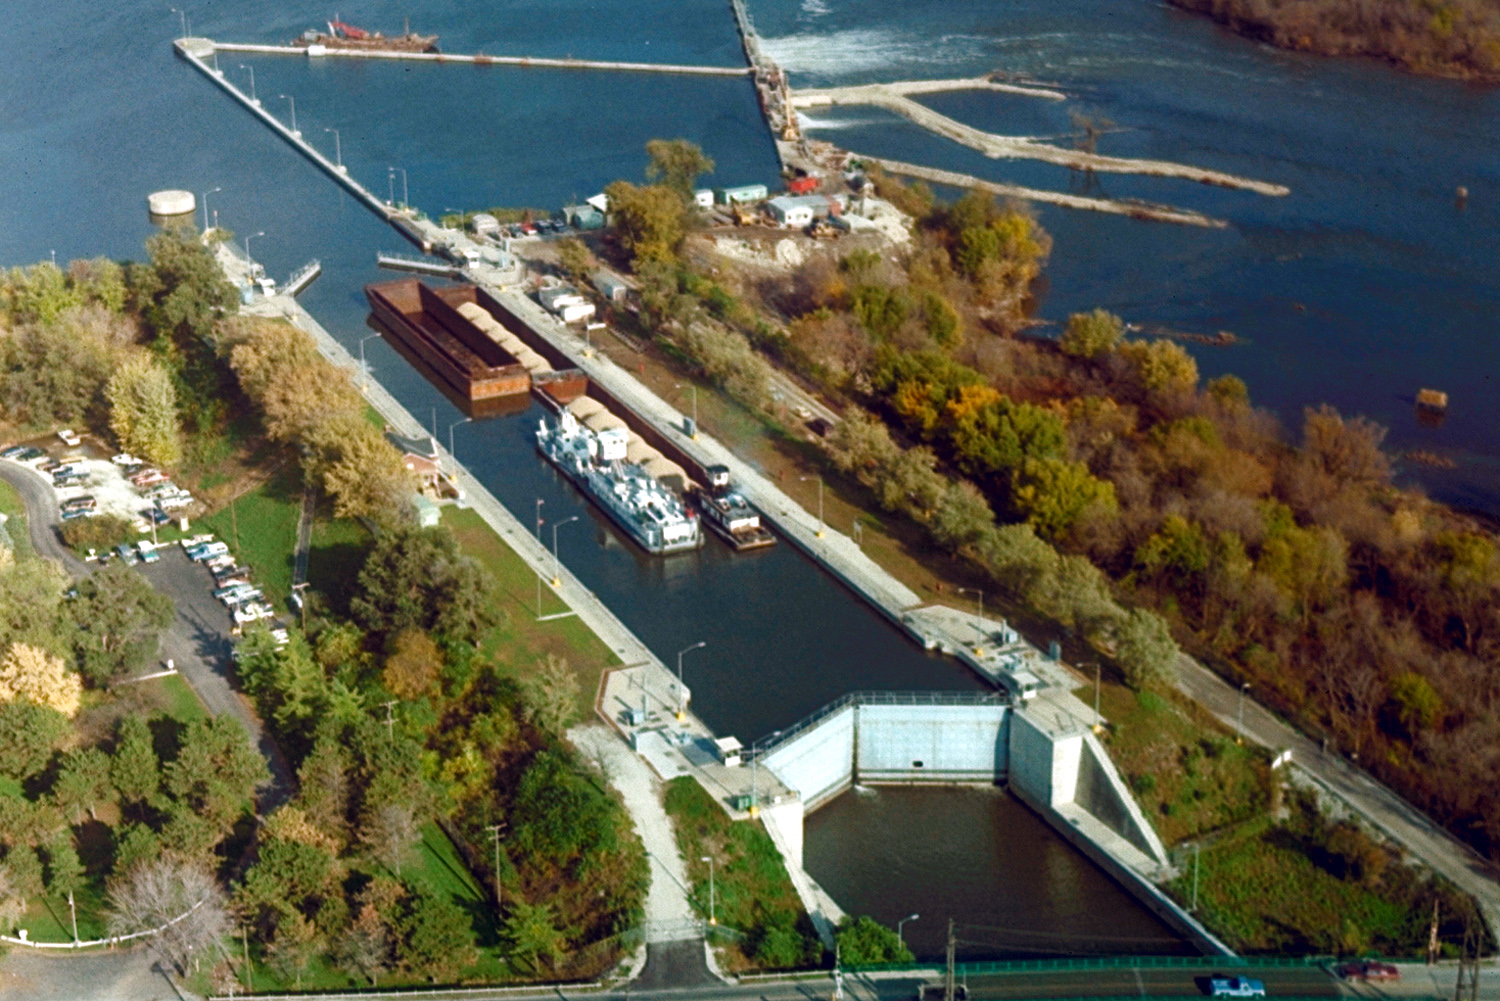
[402,452,445,494]
[766,195,815,228]
[411,493,441,528]
[538,285,586,313]
[562,204,604,230]
[693,188,715,209]
[590,268,631,303]
[471,213,501,238]
[717,183,768,206]
[585,192,609,213]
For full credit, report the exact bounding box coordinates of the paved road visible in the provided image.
[1173,651,1500,936]
[0,949,172,1001]
[0,461,88,574]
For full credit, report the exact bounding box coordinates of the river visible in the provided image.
[5,0,1488,959]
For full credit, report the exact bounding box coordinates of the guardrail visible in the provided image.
[746,689,1010,760]
[842,954,1336,974]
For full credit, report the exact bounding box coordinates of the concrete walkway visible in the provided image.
[569,725,699,944]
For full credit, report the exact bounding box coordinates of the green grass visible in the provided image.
[443,507,619,714]
[1085,680,1268,845]
[0,477,31,559]
[150,672,209,724]
[306,509,373,617]
[663,776,817,970]
[22,881,108,943]
[198,465,303,605]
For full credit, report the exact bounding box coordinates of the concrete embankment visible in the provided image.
[796,76,1067,103]
[795,83,1289,197]
[858,156,1231,229]
[209,41,753,76]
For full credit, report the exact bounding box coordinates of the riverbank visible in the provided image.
[1167,0,1500,84]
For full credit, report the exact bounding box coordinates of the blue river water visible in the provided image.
[2,0,1492,954]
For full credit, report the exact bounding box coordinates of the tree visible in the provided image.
[362,803,420,877]
[54,747,113,822]
[71,563,174,686]
[555,238,593,284]
[3,846,44,905]
[352,526,496,645]
[0,642,82,716]
[313,416,414,523]
[0,701,69,779]
[835,915,913,965]
[519,654,580,735]
[1114,608,1179,691]
[1300,404,1391,487]
[1120,339,1199,397]
[113,824,161,877]
[44,834,85,906]
[162,716,269,835]
[645,139,715,201]
[930,481,995,550]
[258,361,364,444]
[111,715,160,806]
[133,229,239,344]
[266,910,322,989]
[108,858,230,976]
[401,887,477,981]
[1060,308,1124,359]
[106,354,182,466]
[1010,457,1118,542]
[604,180,688,267]
[501,899,565,972]
[335,904,391,985]
[1388,671,1443,735]
[0,558,69,654]
[0,318,117,427]
[382,629,443,701]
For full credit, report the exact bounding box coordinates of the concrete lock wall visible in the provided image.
[761,705,856,810]
[856,704,1009,782]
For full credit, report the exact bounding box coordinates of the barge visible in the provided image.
[692,465,776,551]
[293,19,439,53]
[364,279,531,404]
[536,408,702,555]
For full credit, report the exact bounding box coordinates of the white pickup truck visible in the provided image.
[1209,976,1266,998]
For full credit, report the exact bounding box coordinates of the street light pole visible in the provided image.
[358,332,381,391]
[676,641,706,720]
[238,64,257,103]
[675,383,698,436]
[278,94,298,135]
[551,516,579,586]
[534,498,546,619]
[200,186,221,234]
[389,166,408,207]
[1236,682,1250,745]
[324,127,342,169]
[958,587,984,645]
[799,475,824,538]
[244,231,265,271]
[699,856,717,925]
[448,417,472,478]
[170,7,189,39]
[1092,663,1103,734]
[897,913,919,950]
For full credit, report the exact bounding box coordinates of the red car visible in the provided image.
[1336,960,1400,982]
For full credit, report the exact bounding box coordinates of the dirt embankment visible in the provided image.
[1168,0,1500,83]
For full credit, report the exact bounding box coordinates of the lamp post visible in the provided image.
[291,582,309,632]
[448,417,472,477]
[675,383,698,437]
[358,332,381,390]
[278,94,298,136]
[897,913,919,950]
[324,127,343,170]
[700,856,717,925]
[957,586,984,645]
[551,515,579,586]
[170,7,189,39]
[1091,663,1103,734]
[244,230,264,262]
[676,641,706,720]
[534,498,545,618]
[200,186,221,234]
[1236,682,1250,745]
[799,475,824,538]
[238,64,257,104]
[389,166,408,207]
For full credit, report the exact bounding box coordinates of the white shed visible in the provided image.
[766,196,815,228]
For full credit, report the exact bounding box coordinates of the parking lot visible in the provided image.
[1,433,197,536]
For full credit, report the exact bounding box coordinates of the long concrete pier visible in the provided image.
[792,83,1290,197]
[857,156,1230,229]
[209,40,753,76]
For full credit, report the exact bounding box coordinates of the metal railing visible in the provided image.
[843,954,1336,974]
[747,690,1010,760]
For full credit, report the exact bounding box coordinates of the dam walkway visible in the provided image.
[208,40,752,76]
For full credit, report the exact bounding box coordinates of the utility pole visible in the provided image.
[1454,920,1479,1001]
[944,919,956,1001]
[243,924,253,992]
[1191,842,1201,912]
[1092,663,1103,734]
[486,823,506,910]
[380,700,397,740]
[231,495,241,553]
[1427,899,1440,965]
[68,889,78,943]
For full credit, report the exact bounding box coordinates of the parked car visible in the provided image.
[187,541,229,562]
[130,469,168,487]
[60,507,96,521]
[0,445,29,460]
[38,459,62,474]
[114,543,139,567]
[111,452,142,467]
[56,429,80,447]
[1335,961,1399,982]
[158,493,194,511]
[142,506,170,526]
[61,495,96,511]
[137,542,160,564]
[1209,977,1265,998]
